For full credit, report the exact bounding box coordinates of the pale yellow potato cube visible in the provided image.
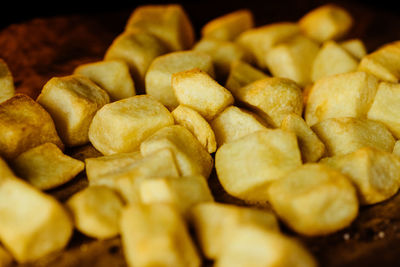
[234,77,303,127]
[311,40,359,82]
[88,95,174,155]
[215,129,301,202]
[281,113,325,163]
[120,203,201,267]
[268,163,358,236]
[172,105,217,153]
[321,147,400,205]
[236,22,300,69]
[393,140,400,157]
[0,59,14,103]
[0,94,64,160]
[11,143,84,190]
[74,60,135,101]
[125,4,195,51]
[340,38,367,60]
[305,71,379,126]
[210,106,269,147]
[215,225,317,267]
[67,186,124,239]
[265,34,319,87]
[145,51,215,110]
[189,202,279,259]
[37,75,109,147]
[172,68,234,120]
[140,125,213,178]
[312,117,395,156]
[299,4,353,43]
[0,245,13,267]
[225,60,268,94]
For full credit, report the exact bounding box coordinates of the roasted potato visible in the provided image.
[0,59,14,103]
[340,38,367,60]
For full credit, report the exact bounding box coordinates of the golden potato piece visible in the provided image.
[299,4,353,43]
[172,68,234,121]
[268,163,358,236]
[140,125,213,178]
[210,106,269,147]
[11,143,84,190]
[120,203,201,267]
[215,129,301,202]
[0,59,14,103]
[340,38,367,60]
[215,225,317,267]
[234,77,303,127]
[37,75,109,147]
[125,4,195,51]
[305,71,378,126]
[172,105,217,153]
[281,113,325,163]
[0,245,13,267]
[145,51,215,110]
[265,34,319,87]
[67,186,124,239]
[312,117,395,156]
[321,147,400,205]
[311,40,359,82]
[74,60,135,101]
[393,140,400,157]
[0,94,63,160]
[189,202,279,259]
[236,22,300,69]
[88,95,174,155]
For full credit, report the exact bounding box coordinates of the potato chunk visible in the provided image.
[393,140,400,157]
[11,143,84,190]
[312,117,395,156]
[88,95,174,155]
[189,202,279,259]
[0,59,14,103]
[140,125,213,178]
[0,245,13,267]
[305,71,378,126]
[268,163,358,236]
[340,38,367,60]
[0,94,63,160]
[67,186,124,239]
[215,129,301,202]
[120,203,201,267]
[172,68,234,120]
[145,51,215,110]
[321,147,400,205]
[74,60,135,101]
[172,105,217,153]
[37,75,109,147]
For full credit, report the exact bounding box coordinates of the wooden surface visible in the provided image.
[1,1,400,266]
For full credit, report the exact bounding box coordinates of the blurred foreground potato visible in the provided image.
[0,59,14,103]
[0,245,13,267]
[268,163,358,236]
[0,94,64,160]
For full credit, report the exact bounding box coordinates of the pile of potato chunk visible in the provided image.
[2,3,400,266]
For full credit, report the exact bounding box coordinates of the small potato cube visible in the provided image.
[37,75,109,147]
[67,186,124,239]
[74,60,135,101]
[215,129,301,202]
[340,38,367,60]
[0,59,14,103]
[0,94,64,160]
[0,245,13,267]
[145,51,215,110]
[321,147,400,205]
[234,77,303,127]
[11,143,84,190]
[210,106,269,147]
[299,4,353,43]
[215,225,317,267]
[189,202,279,259]
[265,34,319,87]
[125,4,195,51]
[312,117,395,156]
[140,125,213,178]
[305,71,379,126]
[311,40,359,82]
[120,203,201,267]
[172,105,217,153]
[393,140,400,157]
[172,68,234,120]
[88,95,174,155]
[268,163,358,236]
[281,113,325,163]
